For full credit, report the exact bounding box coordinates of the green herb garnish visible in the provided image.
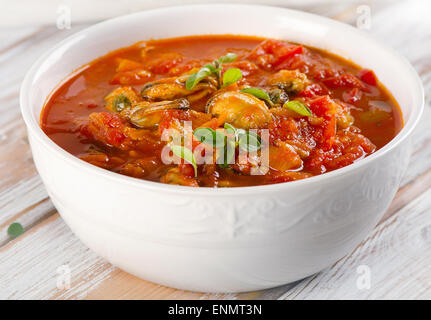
[185,65,213,90]
[240,87,273,106]
[170,145,197,177]
[186,53,239,90]
[218,53,238,64]
[193,123,262,170]
[8,222,24,237]
[222,68,242,88]
[283,100,312,116]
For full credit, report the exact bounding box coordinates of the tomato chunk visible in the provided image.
[299,83,328,98]
[357,69,378,86]
[322,73,367,90]
[110,69,153,85]
[342,88,362,104]
[249,39,303,70]
[87,112,126,147]
[143,52,184,74]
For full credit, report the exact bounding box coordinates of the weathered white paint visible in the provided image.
[279,188,431,300]
[0,215,115,299]
[0,25,89,245]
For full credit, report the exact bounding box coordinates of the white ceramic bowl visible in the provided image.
[20,4,423,293]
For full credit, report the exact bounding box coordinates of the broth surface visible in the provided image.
[42,35,402,187]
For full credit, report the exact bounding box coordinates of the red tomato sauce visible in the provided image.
[41,35,402,187]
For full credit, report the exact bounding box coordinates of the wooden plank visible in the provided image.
[0,214,112,299]
[279,188,431,300]
[0,213,243,300]
[0,25,88,126]
[0,112,55,246]
[369,0,431,185]
[0,26,47,54]
[0,25,90,246]
[381,167,431,222]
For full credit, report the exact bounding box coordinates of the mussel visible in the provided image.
[205,91,273,129]
[128,98,190,128]
[141,75,217,102]
[267,70,309,94]
[104,87,140,112]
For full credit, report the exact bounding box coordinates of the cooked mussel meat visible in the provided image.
[205,91,273,129]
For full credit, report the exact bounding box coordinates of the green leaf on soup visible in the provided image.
[283,100,312,116]
[222,68,242,88]
[203,64,217,74]
[7,222,24,237]
[186,65,213,90]
[218,53,238,64]
[170,145,197,177]
[240,87,273,106]
[193,127,226,148]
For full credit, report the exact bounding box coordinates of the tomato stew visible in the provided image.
[41,35,402,187]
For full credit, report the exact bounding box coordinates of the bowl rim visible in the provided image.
[20,3,424,196]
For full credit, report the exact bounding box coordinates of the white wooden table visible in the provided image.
[1,0,430,299]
